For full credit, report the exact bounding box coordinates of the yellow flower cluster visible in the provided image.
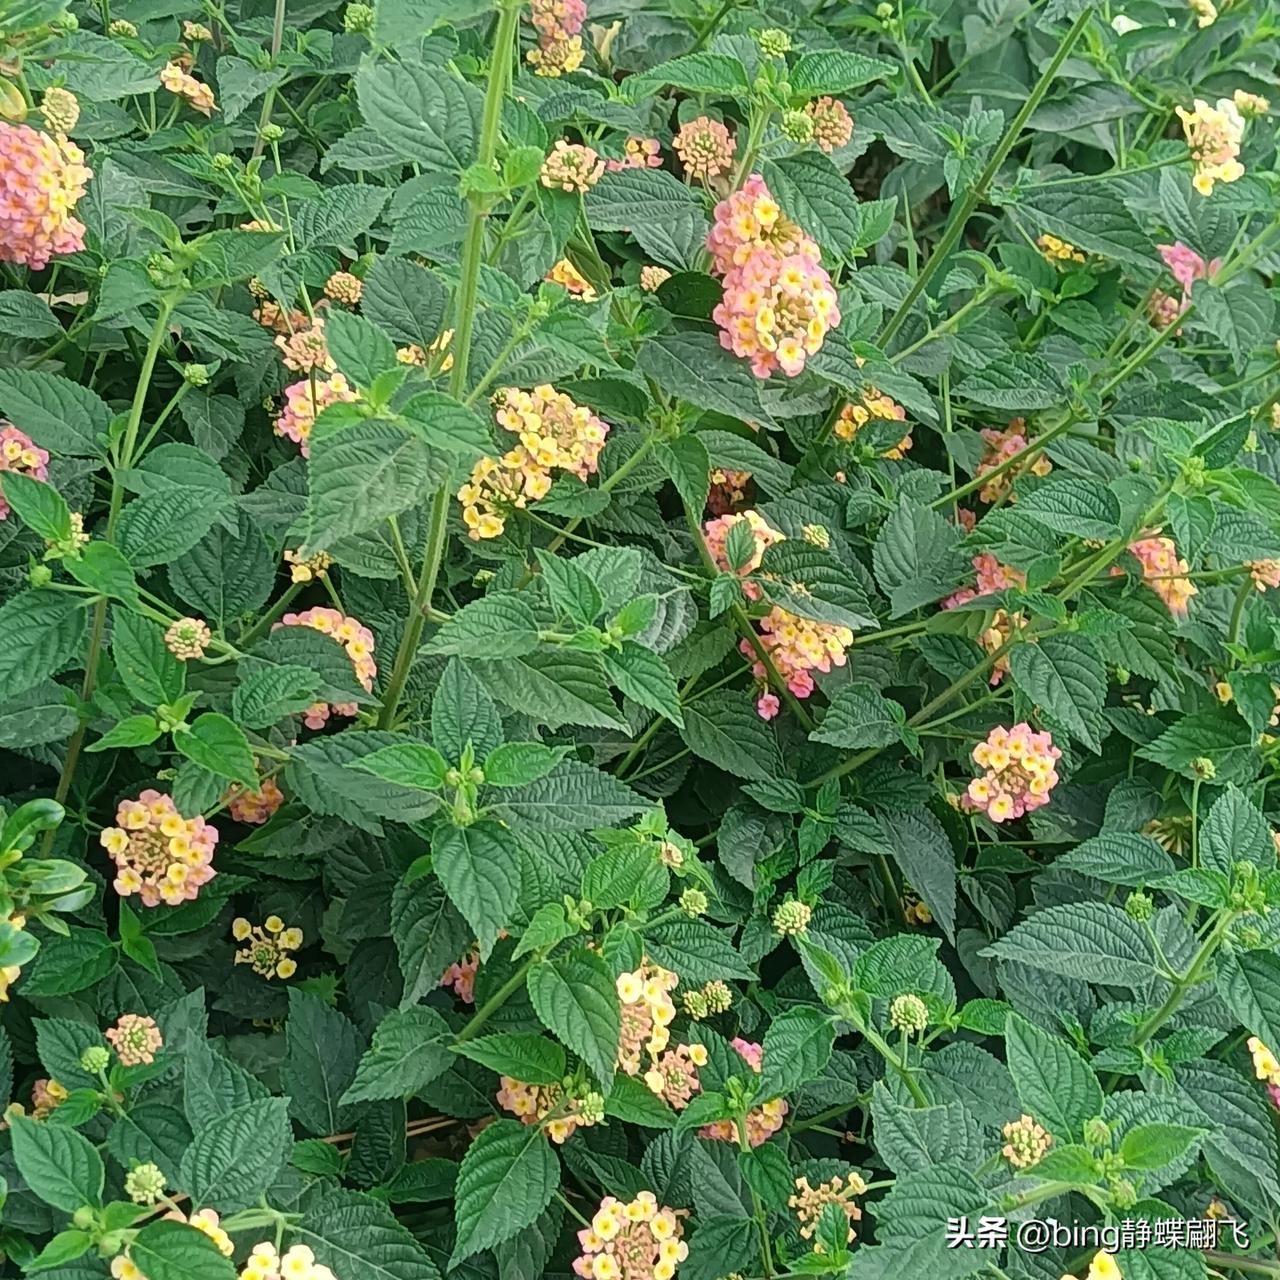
[572,1192,688,1280]
[1037,234,1086,265]
[616,962,679,1073]
[789,1173,867,1243]
[1177,97,1245,196]
[1249,1035,1280,1085]
[158,62,216,114]
[238,1242,338,1280]
[232,915,303,979]
[547,257,597,300]
[833,386,911,458]
[458,386,609,540]
[396,327,454,372]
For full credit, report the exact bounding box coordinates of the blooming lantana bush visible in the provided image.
[2,0,1280,1279]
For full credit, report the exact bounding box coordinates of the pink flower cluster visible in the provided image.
[99,791,218,907]
[974,418,1052,503]
[497,1076,597,1144]
[962,724,1061,823]
[276,318,334,374]
[943,553,1026,610]
[643,1042,707,1109]
[674,116,735,181]
[745,609,853,706]
[699,1037,788,1147]
[0,122,91,270]
[159,62,216,114]
[224,777,284,825]
[707,175,840,378]
[0,424,49,520]
[1122,534,1197,616]
[833,385,911,458]
[105,1013,163,1066]
[274,372,359,457]
[527,0,586,76]
[1159,242,1219,308]
[441,945,479,1002]
[572,1192,688,1280]
[616,963,679,1074]
[607,136,663,171]
[274,608,376,728]
[805,97,854,152]
[703,508,785,599]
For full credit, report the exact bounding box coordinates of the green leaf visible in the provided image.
[1194,277,1274,372]
[872,502,964,616]
[115,487,231,567]
[483,742,564,787]
[603,643,683,727]
[637,332,776,429]
[342,1007,453,1104]
[644,919,756,984]
[810,682,904,749]
[356,62,480,171]
[762,152,862,258]
[169,509,274,628]
[1008,634,1107,751]
[451,1119,560,1264]
[361,256,447,350]
[758,1006,834,1098]
[112,608,184,707]
[869,1083,986,1175]
[298,1187,443,1280]
[65,542,139,607]
[326,309,399,390]
[984,902,1156,987]
[789,49,897,94]
[1200,785,1274,877]
[284,989,364,1137]
[1217,951,1280,1056]
[432,821,521,957]
[526,949,620,1088]
[306,419,440,551]
[1018,183,1155,268]
[353,742,450,790]
[1004,1012,1101,1140]
[490,759,648,831]
[292,184,391,250]
[400,390,494,462]
[470,651,628,732]
[1056,832,1175,885]
[232,662,321,729]
[0,591,85,703]
[174,713,257,787]
[955,353,1065,411]
[432,656,504,761]
[23,927,116,995]
[129,1219,236,1280]
[657,434,709,515]
[624,51,750,97]
[10,1115,104,1211]
[453,1033,566,1085]
[177,1097,291,1212]
[604,1073,677,1129]
[755,541,879,630]
[0,472,71,541]
[1019,476,1122,541]
[0,369,109,457]
[425,593,541,659]
[537,550,604,626]
[1119,1123,1204,1171]
[876,806,957,943]
[392,874,472,1008]
[681,690,783,781]
[1137,709,1257,786]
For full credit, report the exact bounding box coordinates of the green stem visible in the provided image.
[455,958,534,1043]
[238,581,304,649]
[249,0,288,162]
[1130,910,1235,1049]
[878,4,1094,347]
[1227,574,1253,660]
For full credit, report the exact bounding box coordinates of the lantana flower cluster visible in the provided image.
[1002,1113,1053,1168]
[747,608,854,708]
[0,424,49,520]
[703,509,785,597]
[238,1243,338,1280]
[233,915,303,979]
[276,319,334,374]
[643,1042,707,1109]
[274,373,360,457]
[673,116,735,181]
[0,122,91,270]
[833,386,911,458]
[974,418,1052,503]
[31,1077,68,1119]
[962,724,1061,823]
[99,791,219,907]
[441,944,480,1002]
[1248,560,1280,591]
[943,554,1028,684]
[541,140,605,193]
[707,467,751,514]
[547,257,598,300]
[572,1192,688,1280]
[708,175,840,378]
[113,1211,233,1280]
[459,385,609,540]
[616,962,679,1073]
[159,62,216,114]
[1159,241,1218,306]
[805,97,853,152]
[396,327,454,372]
[1122,534,1197,616]
[1037,234,1085,265]
[789,1172,867,1243]
[497,1076,603,1143]
[699,1037,788,1146]
[105,1013,163,1066]
[225,776,285,825]
[607,135,663,171]
[526,0,586,76]
[274,607,376,728]
[1177,96,1245,195]
[1248,1036,1280,1110]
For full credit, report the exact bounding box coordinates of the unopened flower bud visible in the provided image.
[182,363,210,386]
[165,617,211,661]
[1191,756,1217,780]
[888,993,928,1034]
[183,20,212,41]
[680,888,708,917]
[782,109,814,143]
[772,898,812,937]
[755,27,791,56]
[1084,1118,1111,1148]
[1124,890,1153,922]
[125,1162,167,1205]
[28,563,52,587]
[40,87,79,134]
[79,1045,110,1073]
[108,17,138,36]
[344,2,375,32]
[258,121,284,143]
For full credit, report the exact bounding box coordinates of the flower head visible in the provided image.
[772,898,812,936]
[273,607,376,728]
[703,508,784,597]
[284,547,333,583]
[1177,97,1245,196]
[1248,560,1280,592]
[276,319,335,374]
[1158,242,1219,307]
[1249,1035,1280,1085]
[643,1043,706,1109]
[789,1173,867,1243]
[805,97,853,152]
[0,424,49,520]
[547,257,598,301]
[707,174,819,275]
[834,386,910,458]
[682,979,732,1020]
[441,944,480,1002]
[527,32,585,76]
[707,467,751,514]
[699,1038,788,1146]
[1122,533,1197,616]
[607,136,662,171]
[1189,0,1217,25]
[888,993,929,1034]
[1038,234,1085,266]
[1002,1113,1052,1168]
[274,372,359,457]
[531,0,587,39]
[159,62,216,115]
[617,961,679,1072]
[673,117,735,181]
[745,607,853,703]
[164,617,210,661]
[31,1077,67,1119]
[1234,88,1269,117]
[324,271,363,305]
[233,915,303,979]
[639,264,671,292]
[100,790,218,906]
[541,140,605,193]
[225,776,285,825]
[125,1162,166,1205]
[0,122,91,269]
[572,1193,688,1280]
[975,418,1052,503]
[497,1076,602,1143]
[40,87,80,134]
[105,1013,163,1066]
[962,723,1061,823]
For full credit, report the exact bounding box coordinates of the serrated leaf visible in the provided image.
[453,1033,566,1085]
[526,949,620,1089]
[1008,634,1106,751]
[1004,1011,1101,1140]
[681,690,782,781]
[10,1115,104,1211]
[984,902,1156,987]
[342,1007,453,1104]
[810,682,904,749]
[432,821,520,958]
[490,759,648,831]
[174,712,258,787]
[177,1098,291,1212]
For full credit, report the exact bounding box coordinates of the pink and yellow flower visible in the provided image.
[541,140,605,193]
[703,508,784,599]
[0,122,91,270]
[159,61,216,115]
[105,1013,163,1066]
[1177,97,1245,196]
[699,1037,788,1146]
[0,424,49,519]
[607,136,663,171]
[805,97,853,152]
[274,372,359,457]
[974,418,1052,504]
[673,116,735,181]
[572,1192,688,1280]
[274,607,376,728]
[962,723,1061,823]
[616,962,679,1074]
[99,791,218,907]
[1121,533,1197,616]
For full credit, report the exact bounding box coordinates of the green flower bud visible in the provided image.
[124,1162,166,1205]
[108,17,138,36]
[211,153,235,172]
[182,363,211,387]
[888,993,929,1035]
[755,27,792,56]
[28,563,52,587]
[680,888,708,918]
[343,2,375,32]
[445,768,463,787]
[72,1206,96,1230]
[1124,890,1153,923]
[1108,1176,1137,1211]
[259,122,284,143]
[1084,1118,1111,1148]
[1191,756,1216,780]
[79,1044,110,1073]
[772,897,812,937]
[577,1090,605,1125]
[468,767,485,785]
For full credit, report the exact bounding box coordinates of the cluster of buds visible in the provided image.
[105,1013,163,1066]
[1159,241,1218,307]
[497,1076,604,1143]
[324,270,363,306]
[183,19,213,41]
[1037,234,1086,266]
[616,962,679,1074]
[159,62,216,115]
[962,724,1061,823]
[1121,533,1197,616]
[900,883,933,927]
[0,123,91,270]
[125,1161,167,1205]
[833,385,911,459]
[681,979,733,1020]
[643,1042,707,1109]
[225,776,285,825]
[274,372,360,457]
[164,616,211,661]
[974,418,1052,503]
[459,385,609,540]
[772,898,812,936]
[274,608,376,728]
[943,553,1027,609]
[639,265,671,293]
[100,791,218,907]
[789,1172,867,1243]
[1002,1113,1053,1169]
[547,257,597,301]
[888,993,928,1035]
[39,87,79,134]
[1177,97,1245,196]
[673,116,735,182]
[0,424,49,519]
[284,547,333,583]
[541,140,605,193]
[276,319,335,374]
[527,0,586,76]
[233,915,303,979]
[699,1038,788,1146]
[572,1192,688,1280]
[805,97,854,152]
